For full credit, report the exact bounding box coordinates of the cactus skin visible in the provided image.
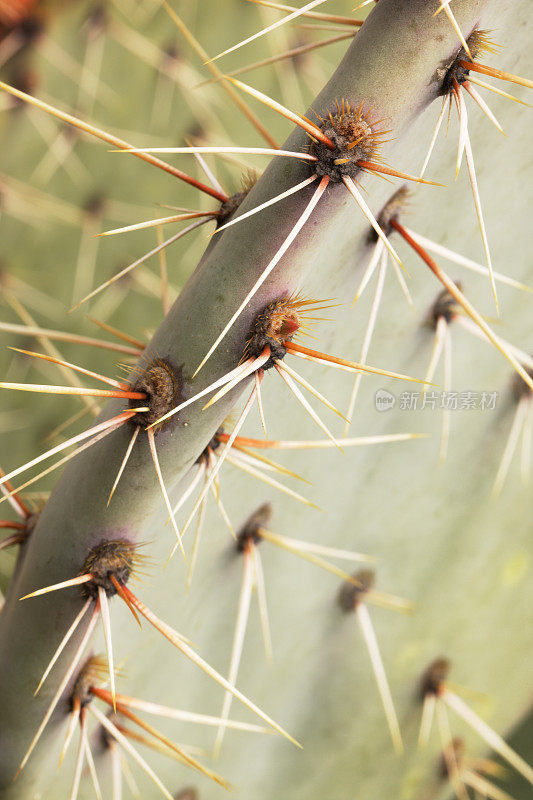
[0,0,532,798]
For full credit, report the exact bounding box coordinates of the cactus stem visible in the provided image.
[34,599,92,697]
[92,687,230,788]
[194,174,329,376]
[390,220,533,391]
[14,601,100,781]
[457,59,533,89]
[115,580,299,745]
[207,0,330,63]
[247,0,364,27]
[89,704,175,800]
[213,544,255,757]
[70,217,211,311]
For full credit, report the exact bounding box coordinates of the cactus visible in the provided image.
[0,1,532,798]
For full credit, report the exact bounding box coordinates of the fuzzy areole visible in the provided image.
[373,185,411,241]
[429,285,461,327]
[419,657,450,698]
[129,359,181,428]
[236,502,272,552]
[441,29,498,94]
[512,362,533,402]
[196,427,224,465]
[338,569,374,611]
[311,103,380,182]
[81,539,137,599]
[245,298,301,367]
[71,656,107,709]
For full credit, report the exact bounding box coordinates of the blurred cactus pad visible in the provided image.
[0,1,531,799]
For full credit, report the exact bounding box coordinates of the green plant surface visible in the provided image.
[0,1,531,799]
